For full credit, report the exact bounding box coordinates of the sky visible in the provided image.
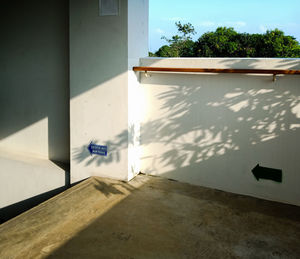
[149,0,300,52]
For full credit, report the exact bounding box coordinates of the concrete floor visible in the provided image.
[0,174,300,259]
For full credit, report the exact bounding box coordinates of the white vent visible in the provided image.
[99,0,119,16]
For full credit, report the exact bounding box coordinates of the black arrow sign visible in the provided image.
[252,164,282,182]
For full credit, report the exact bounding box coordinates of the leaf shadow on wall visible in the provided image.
[72,125,136,167]
[139,69,300,186]
[72,60,300,191]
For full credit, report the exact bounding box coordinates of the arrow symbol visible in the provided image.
[252,164,282,182]
[88,141,93,156]
[87,141,107,156]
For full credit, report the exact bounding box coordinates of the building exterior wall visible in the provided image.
[0,151,66,209]
[0,0,69,215]
[0,0,149,212]
[2,0,299,210]
[128,0,149,180]
[0,0,69,162]
[70,0,149,183]
[140,58,300,206]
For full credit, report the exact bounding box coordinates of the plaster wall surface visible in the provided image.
[0,0,69,162]
[128,0,149,179]
[70,0,148,183]
[140,58,300,206]
[0,150,66,209]
[0,0,70,215]
[70,0,129,183]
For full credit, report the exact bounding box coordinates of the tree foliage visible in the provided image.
[155,22,196,57]
[152,23,300,58]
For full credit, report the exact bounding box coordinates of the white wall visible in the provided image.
[0,151,66,209]
[140,58,300,206]
[128,0,149,179]
[0,0,70,214]
[0,0,149,211]
[70,0,148,183]
[0,0,69,162]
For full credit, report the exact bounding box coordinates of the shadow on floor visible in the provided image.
[1,175,300,258]
[46,176,300,259]
[0,162,70,224]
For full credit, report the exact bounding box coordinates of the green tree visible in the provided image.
[194,27,241,57]
[153,22,300,58]
[156,22,196,57]
[257,29,300,57]
[148,51,156,57]
[193,27,300,58]
[154,45,175,57]
[235,33,257,57]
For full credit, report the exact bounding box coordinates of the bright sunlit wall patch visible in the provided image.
[99,0,119,16]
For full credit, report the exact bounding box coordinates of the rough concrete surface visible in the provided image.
[0,174,300,258]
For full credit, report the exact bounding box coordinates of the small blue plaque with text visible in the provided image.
[87,142,107,156]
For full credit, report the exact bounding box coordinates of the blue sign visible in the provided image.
[87,142,107,156]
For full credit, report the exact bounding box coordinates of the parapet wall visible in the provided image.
[140,58,300,206]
